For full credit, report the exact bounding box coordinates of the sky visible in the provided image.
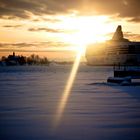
[0,0,140,60]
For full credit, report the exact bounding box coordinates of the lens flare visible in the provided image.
[53,50,82,129]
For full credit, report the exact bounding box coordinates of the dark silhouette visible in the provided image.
[86,25,140,66]
[0,52,50,66]
[112,25,129,42]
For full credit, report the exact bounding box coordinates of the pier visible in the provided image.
[107,65,140,85]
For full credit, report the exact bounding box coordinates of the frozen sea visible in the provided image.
[0,65,140,140]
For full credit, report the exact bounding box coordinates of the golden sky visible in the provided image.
[0,0,140,60]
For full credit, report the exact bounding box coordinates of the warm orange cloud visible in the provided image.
[0,0,140,22]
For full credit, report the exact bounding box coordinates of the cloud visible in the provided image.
[127,17,140,23]
[0,0,77,19]
[0,41,70,49]
[124,32,140,41]
[0,42,35,48]
[28,27,76,34]
[28,27,63,33]
[0,0,139,22]
[0,0,43,19]
[3,25,22,28]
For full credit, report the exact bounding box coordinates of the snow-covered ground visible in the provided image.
[0,65,140,140]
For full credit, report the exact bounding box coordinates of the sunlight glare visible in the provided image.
[53,50,82,128]
[57,15,111,53]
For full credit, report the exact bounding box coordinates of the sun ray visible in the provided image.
[52,49,82,129]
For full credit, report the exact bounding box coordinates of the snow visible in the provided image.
[0,65,140,140]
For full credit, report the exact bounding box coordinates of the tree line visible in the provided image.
[0,52,50,66]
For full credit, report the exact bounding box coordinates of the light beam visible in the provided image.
[53,50,82,129]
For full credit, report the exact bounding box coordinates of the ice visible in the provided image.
[0,65,140,140]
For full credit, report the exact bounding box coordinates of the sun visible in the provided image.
[57,15,112,53]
